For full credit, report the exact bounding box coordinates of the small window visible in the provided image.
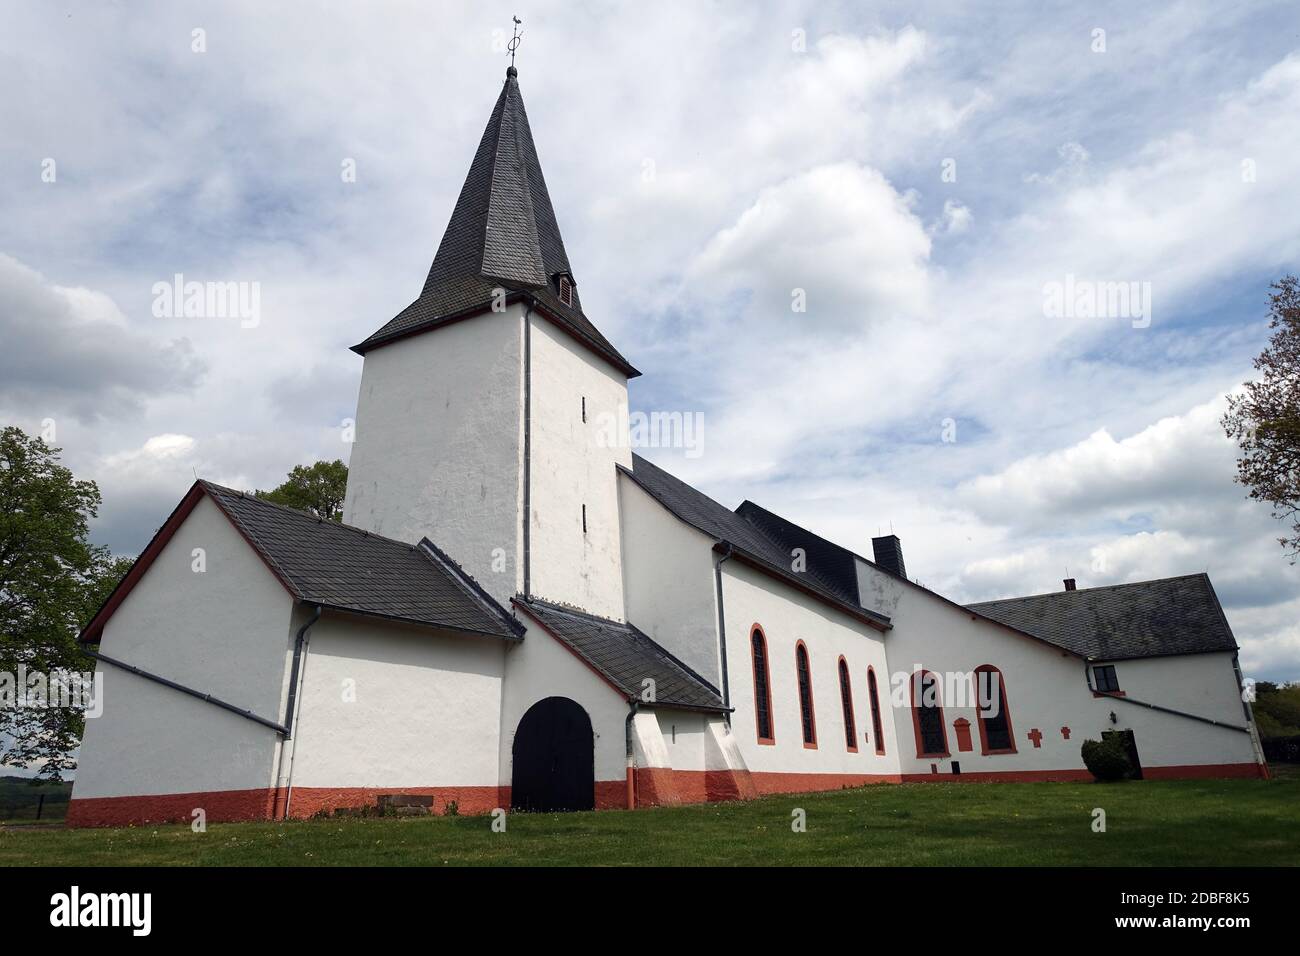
[581,504,587,535]
[581,396,586,423]
[558,274,574,307]
[838,657,858,752]
[1094,665,1120,692]
[751,627,774,744]
[795,642,817,748]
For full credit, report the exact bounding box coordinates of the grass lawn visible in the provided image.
[3,772,1297,866]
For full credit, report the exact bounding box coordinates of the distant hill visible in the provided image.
[0,776,73,821]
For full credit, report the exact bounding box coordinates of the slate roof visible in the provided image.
[81,480,523,643]
[735,501,861,605]
[967,574,1238,661]
[620,454,890,629]
[197,482,522,639]
[353,68,639,378]
[516,598,726,712]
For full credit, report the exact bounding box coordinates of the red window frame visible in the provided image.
[910,669,950,758]
[973,664,1017,755]
[837,656,858,753]
[750,625,775,745]
[795,641,818,749]
[867,666,886,755]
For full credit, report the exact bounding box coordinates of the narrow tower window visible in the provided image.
[582,503,587,534]
[581,396,586,423]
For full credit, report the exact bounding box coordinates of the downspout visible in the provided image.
[275,603,323,819]
[713,542,734,724]
[81,647,289,735]
[1084,660,1251,733]
[625,700,639,810]
[522,302,533,599]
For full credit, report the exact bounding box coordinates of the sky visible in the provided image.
[2,1,1299,682]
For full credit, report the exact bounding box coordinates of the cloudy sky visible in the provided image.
[3,1,1298,681]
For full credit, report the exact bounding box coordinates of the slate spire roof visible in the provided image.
[353,68,639,377]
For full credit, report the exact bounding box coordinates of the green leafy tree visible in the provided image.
[254,460,348,522]
[1253,681,1300,737]
[0,427,131,780]
[1223,276,1300,562]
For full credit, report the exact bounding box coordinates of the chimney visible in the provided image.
[1063,578,1077,591]
[872,535,907,579]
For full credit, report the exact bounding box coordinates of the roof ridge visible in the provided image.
[199,479,421,551]
[968,572,1212,606]
[623,619,724,698]
[419,539,523,638]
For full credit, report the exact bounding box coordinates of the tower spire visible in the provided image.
[350,45,639,378]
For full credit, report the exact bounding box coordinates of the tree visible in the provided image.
[1223,276,1300,562]
[0,427,131,780]
[254,460,348,522]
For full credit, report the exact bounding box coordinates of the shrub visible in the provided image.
[1082,737,1132,782]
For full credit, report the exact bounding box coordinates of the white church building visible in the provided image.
[69,66,1267,826]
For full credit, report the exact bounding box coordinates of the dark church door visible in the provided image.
[511,697,595,812]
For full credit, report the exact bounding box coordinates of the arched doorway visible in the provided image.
[511,696,595,812]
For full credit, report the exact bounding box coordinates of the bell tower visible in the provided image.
[343,64,638,619]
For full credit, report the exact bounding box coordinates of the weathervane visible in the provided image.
[508,16,523,71]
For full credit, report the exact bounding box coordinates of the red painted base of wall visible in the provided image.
[66,784,508,828]
[287,786,505,818]
[66,787,277,828]
[64,761,1270,827]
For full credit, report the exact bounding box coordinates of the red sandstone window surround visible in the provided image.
[795,641,818,749]
[867,666,885,755]
[750,625,775,745]
[974,664,1017,755]
[910,669,949,758]
[837,657,858,752]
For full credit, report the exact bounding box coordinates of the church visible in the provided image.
[67,65,1267,827]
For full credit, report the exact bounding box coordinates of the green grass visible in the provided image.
[3,773,1297,866]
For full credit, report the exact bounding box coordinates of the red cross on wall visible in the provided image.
[1027,728,1043,748]
[1061,726,1071,740]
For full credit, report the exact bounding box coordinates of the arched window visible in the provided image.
[795,642,817,748]
[910,670,949,758]
[974,665,1016,754]
[750,626,775,745]
[867,666,885,755]
[838,657,858,752]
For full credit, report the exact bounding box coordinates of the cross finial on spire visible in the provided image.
[507,16,522,76]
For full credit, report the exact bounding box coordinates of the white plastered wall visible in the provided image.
[721,559,897,778]
[74,496,295,798]
[288,612,506,789]
[343,306,525,606]
[617,474,722,685]
[499,615,630,788]
[857,561,1258,775]
[527,315,631,619]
